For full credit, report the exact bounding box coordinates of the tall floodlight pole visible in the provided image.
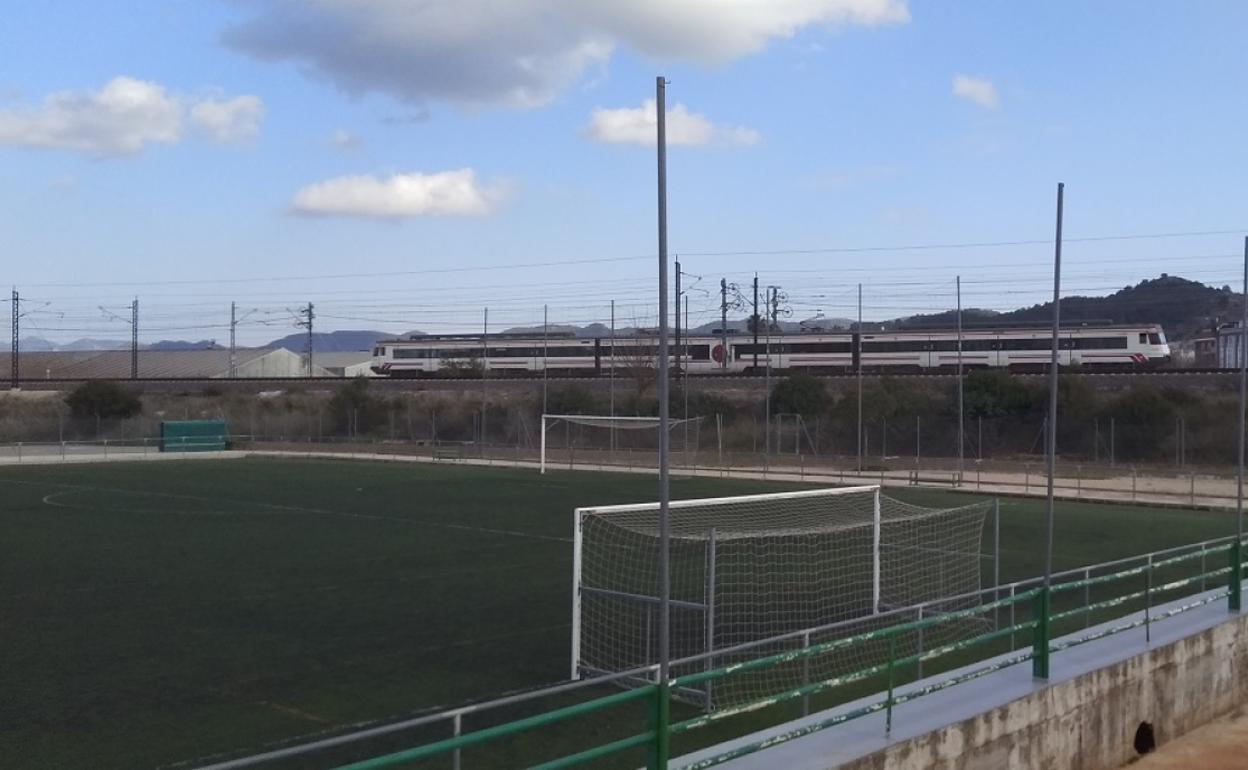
[481,307,489,447]
[542,304,549,414]
[1044,184,1064,592]
[655,77,673,700]
[1236,235,1247,612]
[857,283,863,473]
[957,276,964,477]
[610,299,616,451]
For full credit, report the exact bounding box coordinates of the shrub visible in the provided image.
[770,373,828,417]
[65,381,142,420]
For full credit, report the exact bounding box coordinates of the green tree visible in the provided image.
[65,381,142,419]
[771,373,828,416]
[962,369,1035,418]
[328,377,387,435]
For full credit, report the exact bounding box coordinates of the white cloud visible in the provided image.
[587,99,760,147]
[225,0,909,107]
[190,95,265,143]
[331,129,363,150]
[0,77,183,156]
[951,75,999,109]
[291,169,507,219]
[0,77,264,156]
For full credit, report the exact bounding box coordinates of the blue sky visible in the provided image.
[1,1,1246,344]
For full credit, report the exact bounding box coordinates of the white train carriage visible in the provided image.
[371,324,1169,376]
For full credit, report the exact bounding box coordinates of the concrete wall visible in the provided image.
[843,612,1248,770]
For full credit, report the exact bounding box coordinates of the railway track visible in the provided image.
[3,368,1238,390]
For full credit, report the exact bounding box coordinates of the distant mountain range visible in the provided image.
[4,337,221,352]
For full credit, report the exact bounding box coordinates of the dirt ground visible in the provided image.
[1128,709,1248,768]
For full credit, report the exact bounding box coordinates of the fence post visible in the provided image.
[452,713,462,770]
[648,683,670,770]
[885,635,896,735]
[1008,583,1017,651]
[915,605,925,679]
[1145,553,1153,644]
[1032,587,1050,679]
[1084,567,1091,628]
[1230,539,1242,613]
[1189,472,1196,507]
[16,442,21,463]
[801,631,812,716]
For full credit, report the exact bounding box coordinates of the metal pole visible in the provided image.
[752,274,759,370]
[229,301,237,378]
[482,307,488,449]
[610,300,616,452]
[720,278,729,370]
[131,298,139,379]
[1043,183,1064,594]
[10,289,18,389]
[957,275,964,476]
[857,283,863,473]
[542,303,549,414]
[1236,235,1247,611]
[764,287,772,464]
[704,527,717,713]
[656,75,672,691]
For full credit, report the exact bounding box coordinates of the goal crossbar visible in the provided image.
[539,413,699,474]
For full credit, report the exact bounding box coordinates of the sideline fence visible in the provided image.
[192,534,1246,770]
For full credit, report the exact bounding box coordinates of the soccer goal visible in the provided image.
[539,413,697,474]
[571,485,991,707]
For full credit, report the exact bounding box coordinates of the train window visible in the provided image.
[393,348,424,359]
[1149,333,1162,345]
[1073,337,1128,350]
[1139,333,1148,344]
[689,345,711,361]
[788,341,852,354]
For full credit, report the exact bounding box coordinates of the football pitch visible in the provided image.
[0,457,1236,769]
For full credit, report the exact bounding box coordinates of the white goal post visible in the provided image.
[539,413,697,474]
[571,485,990,708]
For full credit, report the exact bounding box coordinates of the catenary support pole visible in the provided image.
[610,299,616,452]
[720,279,729,370]
[131,298,139,379]
[542,304,549,415]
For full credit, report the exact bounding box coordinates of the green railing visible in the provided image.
[201,536,1245,770]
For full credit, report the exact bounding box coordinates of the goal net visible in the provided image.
[572,486,991,708]
[540,413,698,474]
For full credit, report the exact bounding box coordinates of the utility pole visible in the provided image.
[765,286,773,461]
[294,302,315,376]
[11,289,19,389]
[130,298,139,379]
[655,75,673,704]
[752,274,760,370]
[957,275,964,476]
[720,279,729,369]
[857,283,863,473]
[675,257,681,374]
[230,302,237,378]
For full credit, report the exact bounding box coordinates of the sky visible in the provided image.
[1,0,1246,345]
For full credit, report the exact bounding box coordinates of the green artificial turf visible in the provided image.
[0,457,1234,769]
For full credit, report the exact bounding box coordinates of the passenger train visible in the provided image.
[370,324,1170,377]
